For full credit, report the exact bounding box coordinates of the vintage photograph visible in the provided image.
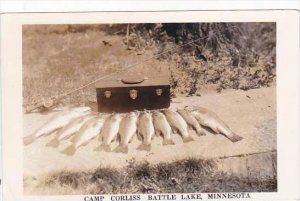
[22,22,277,195]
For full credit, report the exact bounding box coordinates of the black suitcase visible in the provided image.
[95,66,170,113]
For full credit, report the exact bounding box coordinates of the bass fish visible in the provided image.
[62,115,106,156]
[163,109,194,143]
[46,114,95,148]
[95,113,123,152]
[23,107,91,146]
[152,111,175,145]
[137,111,155,151]
[185,106,243,142]
[177,109,206,136]
[114,112,138,153]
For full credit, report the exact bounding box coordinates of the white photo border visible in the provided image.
[1,10,299,201]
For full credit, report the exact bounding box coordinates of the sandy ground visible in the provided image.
[23,86,276,178]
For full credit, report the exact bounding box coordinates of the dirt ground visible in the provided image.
[23,85,276,180]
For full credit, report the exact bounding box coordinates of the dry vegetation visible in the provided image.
[23,23,275,110]
[32,158,276,195]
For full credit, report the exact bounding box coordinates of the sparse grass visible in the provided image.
[23,24,276,111]
[23,26,161,109]
[34,158,277,195]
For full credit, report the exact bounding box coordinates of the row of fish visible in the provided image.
[23,106,243,155]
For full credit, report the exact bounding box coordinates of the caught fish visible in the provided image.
[185,106,243,142]
[137,111,155,151]
[95,113,122,152]
[23,107,91,146]
[177,109,206,136]
[162,109,194,143]
[46,114,95,148]
[62,115,106,156]
[152,111,175,145]
[114,112,138,153]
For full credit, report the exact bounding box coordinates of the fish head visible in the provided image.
[152,111,165,120]
[177,108,184,113]
[81,114,94,121]
[127,111,137,117]
[132,110,140,116]
[178,108,189,116]
[98,116,106,123]
[72,106,91,114]
[161,109,173,116]
[184,105,197,112]
[111,113,122,121]
[152,111,157,117]
[127,112,138,122]
[151,111,159,117]
[143,109,152,114]
[140,111,152,122]
[143,111,152,120]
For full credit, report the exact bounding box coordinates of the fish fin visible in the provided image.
[114,144,128,153]
[172,128,178,134]
[23,134,36,146]
[92,121,99,127]
[78,118,86,123]
[136,131,143,141]
[203,126,218,135]
[46,138,60,148]
[81,141,90,146]
[61,145,76,156]
[182,135,194,143]
[163,138,175,145]
[43,128,60,137]
[199,130,207,136]
[129,134,135,143]
[210,126,220,134]
[196,128,206,136]
[226,133,244,142]
[98,134,103,142]
[70,135,78,143]
[155,131,161,137]
[61,133,75,141]
[116,133,121,143]
[137,144,151,152]
[151,133,155,140]
[94,144,111,152]
[112,135,118,143]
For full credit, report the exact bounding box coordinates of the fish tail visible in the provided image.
[70,136,77,143]
[163,138,175,145]
[61,145,76,156]
[196,127,206,136]
[114,144,128,153]
[46,138,60,148]
[137,143,151,152]
[182,135,194,143]
[227,133,244,142]
[62,133,75,141]
[94,144,112,152]
[98,134,103,142]
[23,134,36,146]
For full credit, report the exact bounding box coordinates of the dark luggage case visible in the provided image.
[95,66,170,113]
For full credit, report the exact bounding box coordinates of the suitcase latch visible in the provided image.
[129,89,138,99]
[104,91,112,98]
[156,88,163,96]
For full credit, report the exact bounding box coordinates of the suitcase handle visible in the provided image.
[121,76,146,84]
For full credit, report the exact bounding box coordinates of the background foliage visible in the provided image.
[23,23,276,109]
